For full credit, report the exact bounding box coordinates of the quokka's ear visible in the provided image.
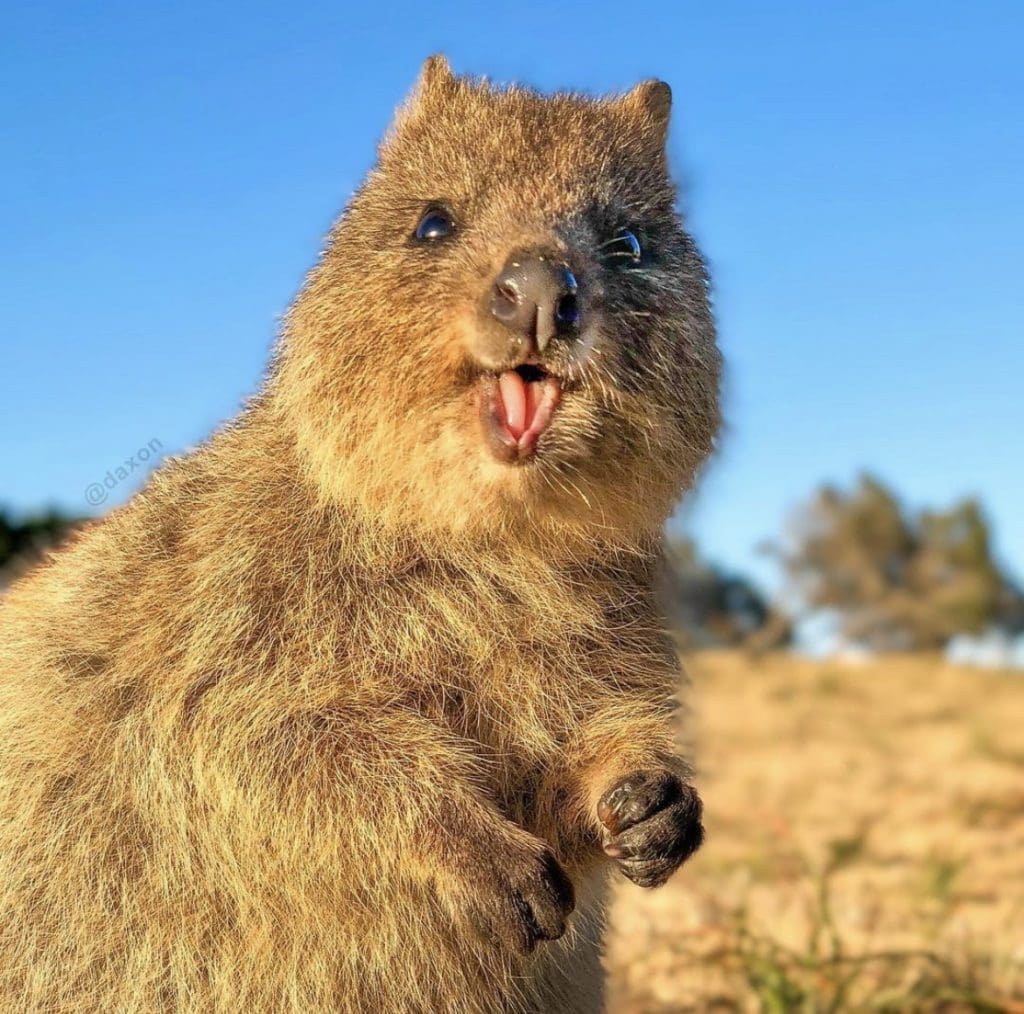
[418,54,455,93]
[405,54,457,112]
[387,55,458,141]
[620,79,672,147]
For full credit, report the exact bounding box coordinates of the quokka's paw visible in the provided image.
[463,841,576,956]
[597,769,704,888]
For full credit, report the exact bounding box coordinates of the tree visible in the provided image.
[774,474,1024,651]
[660,536,790,651]
[0,506,79,585]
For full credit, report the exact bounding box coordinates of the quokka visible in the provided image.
[0,56,721,1013]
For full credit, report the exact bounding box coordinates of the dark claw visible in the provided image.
[598,769,704,888]
[466,844,575,955]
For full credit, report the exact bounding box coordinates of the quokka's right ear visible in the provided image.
[402,54,457,116]
[417,55,455,95]
[385,55,458,142]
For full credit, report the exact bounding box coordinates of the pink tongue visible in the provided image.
[498,370,528,439]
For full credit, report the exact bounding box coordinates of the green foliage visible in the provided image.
[0,506,79,581]
[661,536,791,651]
[721,870,1011,1013]
[774,474,1024,651]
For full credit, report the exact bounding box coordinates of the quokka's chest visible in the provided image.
[342,562,668,742]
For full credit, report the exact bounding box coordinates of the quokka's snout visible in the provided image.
[472,244,584,464]
[482,249,580,365]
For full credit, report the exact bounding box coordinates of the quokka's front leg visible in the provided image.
[596,768,703,887]
[566,702,705,888]
[289,707,576,955]
[430,813,576,955]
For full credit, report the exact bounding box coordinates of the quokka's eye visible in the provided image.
[599,229,642,267]
[414,206,455,242]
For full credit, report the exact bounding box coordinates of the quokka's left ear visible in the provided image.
[619,79,672,147]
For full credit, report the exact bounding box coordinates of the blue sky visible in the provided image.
[2,1,1022,590]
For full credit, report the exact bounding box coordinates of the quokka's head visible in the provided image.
[277,56,720,549]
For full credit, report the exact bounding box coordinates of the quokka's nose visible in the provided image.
[489,252,580,352]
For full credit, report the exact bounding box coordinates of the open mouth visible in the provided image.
[479,362,562,464]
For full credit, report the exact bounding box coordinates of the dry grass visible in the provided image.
[605,651,1024,1012]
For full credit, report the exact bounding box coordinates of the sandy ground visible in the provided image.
[605,651,1024,1012]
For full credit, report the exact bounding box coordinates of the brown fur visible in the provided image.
[0,57,720,1012]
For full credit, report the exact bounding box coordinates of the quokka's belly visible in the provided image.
[518,870,609,1014]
